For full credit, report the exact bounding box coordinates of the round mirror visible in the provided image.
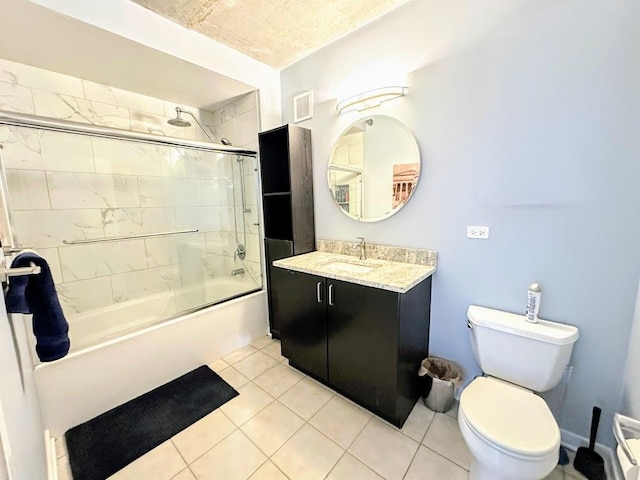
[327,115,420,222]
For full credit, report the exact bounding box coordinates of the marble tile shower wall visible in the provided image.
[0,58,260,317]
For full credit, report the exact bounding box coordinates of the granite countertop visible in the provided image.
[273,251,436,293]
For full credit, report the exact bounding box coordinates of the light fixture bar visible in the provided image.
[336,86,408,115]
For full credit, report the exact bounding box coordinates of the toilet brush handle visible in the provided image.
[589,406,601,450]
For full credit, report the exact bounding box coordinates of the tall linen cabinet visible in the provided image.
[258,124,315,338]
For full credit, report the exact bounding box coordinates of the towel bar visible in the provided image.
[0,263,41,283]
[2,246,28,255]
[62,228,199,245]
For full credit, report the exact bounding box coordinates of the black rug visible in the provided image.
[65,366,238,480]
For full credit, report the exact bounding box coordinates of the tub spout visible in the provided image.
[231,268,245,276]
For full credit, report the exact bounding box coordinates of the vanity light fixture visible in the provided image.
[336,86,408,115]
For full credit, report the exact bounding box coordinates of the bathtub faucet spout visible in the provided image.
[231,268,245,276]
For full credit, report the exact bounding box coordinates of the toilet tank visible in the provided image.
[467,305,579,392]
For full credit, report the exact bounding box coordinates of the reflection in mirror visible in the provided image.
[327,115,420,222]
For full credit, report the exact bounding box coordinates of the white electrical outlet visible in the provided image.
[467,226,490,239]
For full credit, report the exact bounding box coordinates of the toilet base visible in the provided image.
[469,457,546,480]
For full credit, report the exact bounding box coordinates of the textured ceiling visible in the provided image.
[131,0,410,69]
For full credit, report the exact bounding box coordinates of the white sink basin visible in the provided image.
[322,260,382,274]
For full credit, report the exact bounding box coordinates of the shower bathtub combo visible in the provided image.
[0,110,268,436]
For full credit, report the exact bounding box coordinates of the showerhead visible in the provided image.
[167,107,192,127]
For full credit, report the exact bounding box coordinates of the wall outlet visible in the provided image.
[467,226,490,239]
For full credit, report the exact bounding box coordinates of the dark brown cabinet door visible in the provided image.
[327,279,399,418]
[271,269,328,381]
[264,239,294,338]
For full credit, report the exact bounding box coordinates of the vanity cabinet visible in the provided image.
[272,268,432,427]
[270,268,328,381]
[259,124,315,338]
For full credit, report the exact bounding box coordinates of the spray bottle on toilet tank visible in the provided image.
[526,283,541,323]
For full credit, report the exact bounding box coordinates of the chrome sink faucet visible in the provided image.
[355,236,367,260]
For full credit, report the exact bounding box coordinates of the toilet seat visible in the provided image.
[459,377,560,459]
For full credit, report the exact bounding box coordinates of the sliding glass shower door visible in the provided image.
[0,123,262,351]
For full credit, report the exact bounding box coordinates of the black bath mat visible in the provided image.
[65,366,238,480]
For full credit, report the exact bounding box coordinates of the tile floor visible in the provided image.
[57,336,589,480]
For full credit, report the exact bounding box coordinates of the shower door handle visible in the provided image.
[316,282,323,303]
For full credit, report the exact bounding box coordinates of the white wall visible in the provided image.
[27,0,282,131]
[281,0,640,447]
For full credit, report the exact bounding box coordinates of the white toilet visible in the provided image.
[459,305,579,480]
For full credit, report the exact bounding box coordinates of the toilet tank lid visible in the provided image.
[467,305,579,346]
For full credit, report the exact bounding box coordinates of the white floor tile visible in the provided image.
[445,400,459,419]
[545,466,565,479]
[241,401,305,456]
[251,335,275,350]
[262,342,287,362]
[57,455,72,480]
[309,395,372,449]
[422,413,472,470]
[108,441,186,480]
[271,424,344,480]
[348,418,419,480]
[171,410,236,464]
[404,446,468,480]
[189,430,266,480]
[172,468,197,480]
[248,460,288,480]
[564,449,587,478]
[207,358,229,372]
[279,377,334,420]
[234,351,279,379]
[326,453,383,480]
[401,401,435,442]
[253,363,304,398]
[59,349,594,480]
[220,382,274,426]
[217,366,250,389]
[223,345,258,364]
[55,436,68,458]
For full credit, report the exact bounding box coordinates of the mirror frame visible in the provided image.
[327,115,421,222]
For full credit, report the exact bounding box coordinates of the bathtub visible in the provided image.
[67,277,261,352]
[31,288,268,437]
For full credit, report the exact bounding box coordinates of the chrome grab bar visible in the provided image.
[614,413,640,466]
[0,263,41,283]
[62,228,199,245]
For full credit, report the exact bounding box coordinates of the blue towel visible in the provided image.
[5,252,70,362]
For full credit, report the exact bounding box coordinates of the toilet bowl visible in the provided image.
[459,376,560,480]
[461,305,579,480]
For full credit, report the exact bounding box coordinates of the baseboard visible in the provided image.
[44,430,57,480]
[561,429,623,480]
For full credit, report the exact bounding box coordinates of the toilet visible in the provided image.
[459,305,579,480]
